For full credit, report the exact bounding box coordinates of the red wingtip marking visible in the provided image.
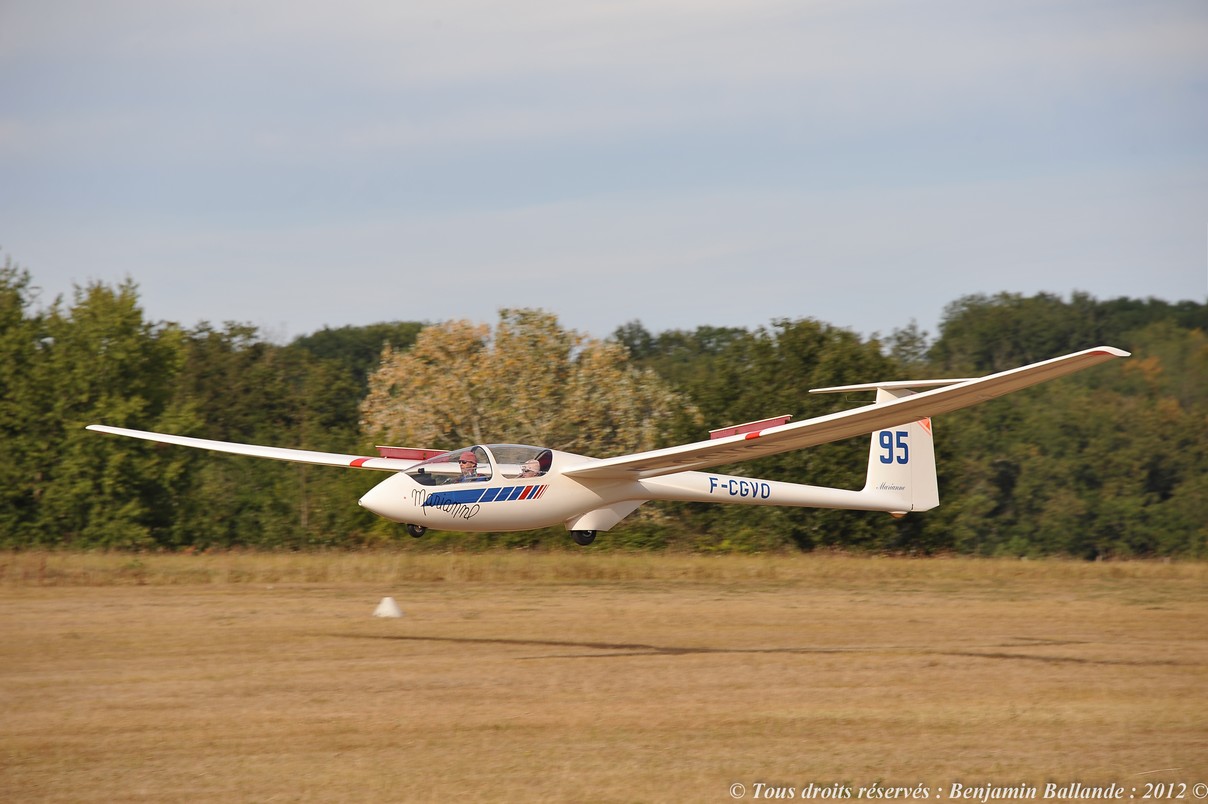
[350,457,371,467]
[744,431,762,440]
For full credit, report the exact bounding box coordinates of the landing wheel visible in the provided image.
[571,530,597,546]
[405,524,427,538]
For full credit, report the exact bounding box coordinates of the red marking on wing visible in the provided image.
[711,415,791,440]
[350,457,371,467]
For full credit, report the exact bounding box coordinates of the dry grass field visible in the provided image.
[2,551,1206,802]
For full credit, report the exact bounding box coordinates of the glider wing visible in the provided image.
[85,425,420,471]
[561,346,1129,480]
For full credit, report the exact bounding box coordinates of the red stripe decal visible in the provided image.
[532,485,547,499]
[519,485,534,500]
[350,458,371,467]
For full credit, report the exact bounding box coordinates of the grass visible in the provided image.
[4,549,1204,589]
[2,551,1205,802]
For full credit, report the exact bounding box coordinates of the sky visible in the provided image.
[2,0,1206,344]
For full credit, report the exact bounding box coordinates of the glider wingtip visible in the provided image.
[1089,346,1130,358]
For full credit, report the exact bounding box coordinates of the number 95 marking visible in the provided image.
[879,430,909,464]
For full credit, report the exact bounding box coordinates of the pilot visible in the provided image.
[518,459,542,478]
[457,452,486,482]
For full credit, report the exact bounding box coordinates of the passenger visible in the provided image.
[457,452,486,482]
[518,459,542,478]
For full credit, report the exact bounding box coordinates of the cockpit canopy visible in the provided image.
[404,444,553,486]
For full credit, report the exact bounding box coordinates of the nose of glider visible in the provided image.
[358,474,409,522]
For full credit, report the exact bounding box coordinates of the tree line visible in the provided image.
[2,257,1204,557]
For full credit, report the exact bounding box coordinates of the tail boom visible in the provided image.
[637,470,927,514]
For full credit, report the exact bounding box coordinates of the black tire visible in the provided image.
[405,524,427,538]
[571,530,597,546]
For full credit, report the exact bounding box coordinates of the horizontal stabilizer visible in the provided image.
[810,378,974,394]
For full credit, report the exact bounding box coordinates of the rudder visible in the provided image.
[862,388,939,514]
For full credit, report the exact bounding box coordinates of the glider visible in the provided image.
[88,346,1128,546]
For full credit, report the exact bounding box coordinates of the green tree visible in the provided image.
[166,323,385,549]
[0,260,46,542]
[361,309,693,456]
[291,322,424,394]
[24,281,197,548]
[4,264,1201,557]
[931,291,1106,372]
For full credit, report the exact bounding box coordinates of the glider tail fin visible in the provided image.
[862,387,939,516]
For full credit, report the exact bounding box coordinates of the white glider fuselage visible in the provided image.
[356,458,914,535]
[357,403,942,534]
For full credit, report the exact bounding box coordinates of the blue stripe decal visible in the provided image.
[424,484,546,508]
[424,488,486,507]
